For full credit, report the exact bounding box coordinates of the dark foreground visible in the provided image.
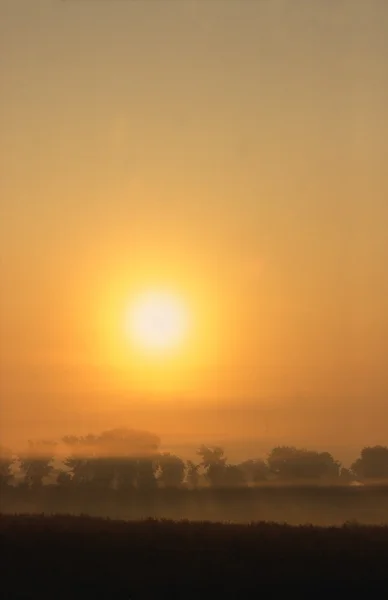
[2,514,388,598]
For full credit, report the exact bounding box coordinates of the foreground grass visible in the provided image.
[2,513,388,598]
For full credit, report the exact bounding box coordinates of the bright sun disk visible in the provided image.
[126,290,189,354]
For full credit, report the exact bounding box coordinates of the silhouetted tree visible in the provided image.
[9,427,361,505]
[197,445,227,487]
[339,467,353,484]
[115,457,138,491]
[63,456,91,485]
[62,428,161,490]
[186,460,200,488]
[89,457,117,489]
[98,428,160,457]
[157,453,185,488]
[351,446,388,481]
[223,464,246,487]
[56,470,72,486]
[19,441,56,489]
[62,435,98,486]
[0,445,14,488]
[267,446,340,481]
[136,457,157,491]
[238,459,269,484]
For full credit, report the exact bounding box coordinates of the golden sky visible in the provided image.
[1,0,387,457]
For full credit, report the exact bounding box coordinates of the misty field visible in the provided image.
[2,484,388,525]
[2,513,388,597]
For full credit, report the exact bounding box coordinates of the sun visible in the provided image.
[126,290,190,354]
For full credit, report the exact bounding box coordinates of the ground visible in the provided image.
[2,513,388,598]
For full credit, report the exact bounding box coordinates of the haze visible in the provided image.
[1,0,387,462]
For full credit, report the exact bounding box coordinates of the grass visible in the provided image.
[2,513,388,598]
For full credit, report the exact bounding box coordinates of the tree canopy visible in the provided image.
[3,429,388,491]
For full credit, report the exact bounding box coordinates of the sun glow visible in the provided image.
[126,290,190,355]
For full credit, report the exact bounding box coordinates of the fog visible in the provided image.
[2,427,388,526]
[1,1,388,531]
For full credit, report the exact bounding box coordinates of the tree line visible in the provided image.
[1,428,388,492]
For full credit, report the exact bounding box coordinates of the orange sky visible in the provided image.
[1,1,387,460]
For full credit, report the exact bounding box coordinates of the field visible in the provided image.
[2,513,388,598]
[2,484,388,525]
